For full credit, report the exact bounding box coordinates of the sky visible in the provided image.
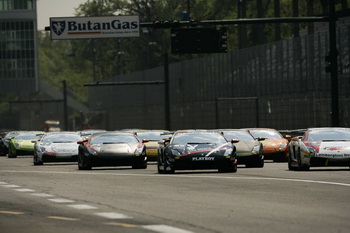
[37,0,87,30]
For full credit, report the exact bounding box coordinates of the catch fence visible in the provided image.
[89,21,350,131]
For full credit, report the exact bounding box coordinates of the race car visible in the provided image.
[77,131,148,170]
[288,127,350,171]
[157,130,238,174]
[33,132,84,165]
[245,128,291,162]
[136,130,171,161]
[0,131,19,156]
[7,131,44,158]
[221,129,264,167]
[79,129,107,139]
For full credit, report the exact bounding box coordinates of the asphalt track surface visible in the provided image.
[0,156,349,233]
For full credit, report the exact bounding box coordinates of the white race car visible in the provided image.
[288,127,350,170]
[33,132,83,165]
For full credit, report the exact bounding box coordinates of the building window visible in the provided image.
[0,0,34,11]
[0,20,35,79]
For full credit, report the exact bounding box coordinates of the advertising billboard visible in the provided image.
[50,15,140,40]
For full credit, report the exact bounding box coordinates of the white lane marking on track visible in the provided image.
[48,198,75,203]
[31,193,55,197]
[0,182,8,185]
[1,170,349,187]
[143,225,194,233]
[1,184,20,188]
[14,188,35,192]
[68,204,98,210]
[95,212,132,219]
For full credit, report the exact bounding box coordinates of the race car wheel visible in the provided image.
[157,155,165,174]
[288,151,296,171]
[132,160,147,169]
[288,156,295,171]
[246,157,264,168]
[297,149,310,171]
[164,156,175,174]
[78,152,92,170]
[254,157,264,168]
[33,152,43,165]
[7,148,16,158]
[218,163,237,173]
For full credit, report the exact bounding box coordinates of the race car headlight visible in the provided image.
[87,148,97,155]
[252,145,260,155]
[306,147,316,156]
[224,148,233,156]
[40,147,46,152]
[280,143,287,149]
[14,143,20,148]
[134,147,144,156]
[169,149,180,156]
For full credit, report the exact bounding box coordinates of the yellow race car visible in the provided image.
[136,130,171,161]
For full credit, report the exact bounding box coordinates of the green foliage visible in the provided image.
[38,31,92,103]
[0,94,18,116]
[37,0,350,104]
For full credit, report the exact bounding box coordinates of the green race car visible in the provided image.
[7,131,44,158]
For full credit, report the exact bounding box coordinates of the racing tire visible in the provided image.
[157,155,165,174]
[297,149,310,171]
[132,161,147,169]
[7,148,17,158]
[33,152,43,166]
[287,151,297,171]
[0,148,6,156]
[78,152,92,170]
[246,157,264,168]
[163,156,175,174]
[218,163,237,173]
[288,155,295,171]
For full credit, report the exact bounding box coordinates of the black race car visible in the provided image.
[77,131,148,170]
[157,130,238,174]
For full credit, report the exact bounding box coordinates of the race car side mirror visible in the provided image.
[142,139,149,143]
[257,137,265,141]
[231,139,240,143]
[77,139,88,145]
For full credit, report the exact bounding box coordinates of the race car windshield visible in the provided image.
[137,132,169,141]
[5,132,18,138]
[42,134,81,143]
[248,130,282,139]
[90,135,139,144]
[223,131,254,141]
[16,133,42,140]
[306,130,350,141]
[172,133,227,145]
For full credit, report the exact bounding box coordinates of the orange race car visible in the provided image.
[244,128,291,162]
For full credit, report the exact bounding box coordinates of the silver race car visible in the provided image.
[33,132,83,165]
[288,127,350,170]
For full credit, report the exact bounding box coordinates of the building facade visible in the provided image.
[0,0,38,95]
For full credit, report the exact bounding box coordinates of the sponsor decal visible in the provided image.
[192,157,215,161]
[50,16,140,40]
[52,21,66,36]
[323,146,350,151]
[317,154,350,158]
[319,142,350,156]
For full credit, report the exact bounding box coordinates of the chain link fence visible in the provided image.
[89,22,350,131]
